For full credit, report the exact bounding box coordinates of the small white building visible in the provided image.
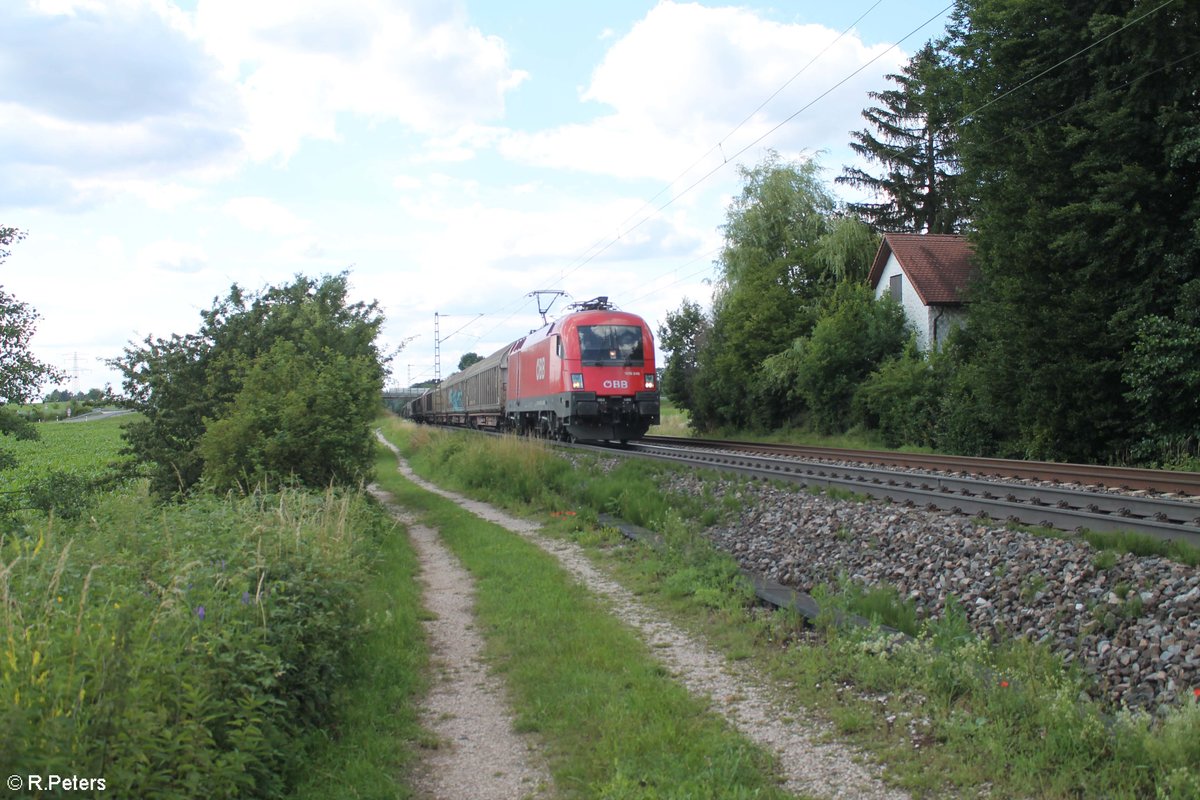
[867,233,974,351]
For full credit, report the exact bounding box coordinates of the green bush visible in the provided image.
[1122,279,1200,465]
[114,273,387,498]
[23,469,95,518]
[758,283,909,433]
[854,342,942,448]
[199,339,380,492]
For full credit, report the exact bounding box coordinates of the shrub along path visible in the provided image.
[367,486,553,799]
[376,433,906,800]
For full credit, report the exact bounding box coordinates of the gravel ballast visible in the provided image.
[656,470,1200,712]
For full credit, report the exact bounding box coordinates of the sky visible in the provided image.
[1,0,954,393]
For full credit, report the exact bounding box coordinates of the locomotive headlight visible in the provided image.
[571,373,585,390]
[644,373,656,390]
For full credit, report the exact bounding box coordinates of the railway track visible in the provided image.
[641,436,1200,496]
[611,436,1200,546]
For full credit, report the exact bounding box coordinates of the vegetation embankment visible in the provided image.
[1,415,426,799]
[381,419,1200,800]
[2,273,435,798]
[657,2,1200,471]
[373,423,794,799]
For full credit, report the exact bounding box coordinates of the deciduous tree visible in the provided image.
[656,299,709,413]
[1,227,62,418]
[113,273,388,497]
[759,283,908,432]
[692,153,837,430]
[457,352,483,371]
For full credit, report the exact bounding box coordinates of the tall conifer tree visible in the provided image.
[949,0,1200,460]
[838,43,969,233]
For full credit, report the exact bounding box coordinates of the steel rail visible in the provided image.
[414,424,1199,542]
[640,435,1200,496]
[611,441,1200,546]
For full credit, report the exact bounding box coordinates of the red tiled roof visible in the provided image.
[867,233,975,305]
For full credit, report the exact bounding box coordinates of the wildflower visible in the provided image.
[241,591,251,605]
[196,606,206,621]
[999,680,1009,688]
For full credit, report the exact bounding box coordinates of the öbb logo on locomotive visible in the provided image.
[406,297,660,443]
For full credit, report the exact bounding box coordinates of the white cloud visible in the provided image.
[195,0,529,161]
[415,124,507,163]
[137,239,209,273]
[496,1,904,181]
[69,178,202,210]
[0,0,241,207]
[223,196,308,236]
[392,174,423,191]
[0,0,531,208]
[96,235,125,262]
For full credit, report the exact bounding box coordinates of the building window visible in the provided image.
[889,274,903,302]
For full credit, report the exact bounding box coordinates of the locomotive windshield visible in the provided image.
[578,324,644,366]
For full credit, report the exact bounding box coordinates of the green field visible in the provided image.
[0,414,131,491]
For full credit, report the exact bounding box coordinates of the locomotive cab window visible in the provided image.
[578,325,644,366]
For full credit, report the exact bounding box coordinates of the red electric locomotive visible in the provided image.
[507,297,660,442]
[407,297,660,443]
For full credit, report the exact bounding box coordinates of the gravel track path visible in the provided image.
[376,434,908,800]
[368,486,552,800]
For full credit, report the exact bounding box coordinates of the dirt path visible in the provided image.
[368,489,551,800]
[375,434,908,800]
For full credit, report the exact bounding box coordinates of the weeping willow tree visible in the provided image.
[814,215,880,283]
[688,153,880,431]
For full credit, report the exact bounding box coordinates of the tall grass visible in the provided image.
[295,455,428,799]
[384,419,1200,799]
[1,484,393,798]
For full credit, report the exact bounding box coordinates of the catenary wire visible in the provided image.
[412,2,909,364]
[554,0,890,279]
[543,4,954,294]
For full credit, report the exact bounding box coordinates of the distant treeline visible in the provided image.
[43,387,108,403]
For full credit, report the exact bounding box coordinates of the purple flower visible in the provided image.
[241,591,251,605]
[196,605,206,621]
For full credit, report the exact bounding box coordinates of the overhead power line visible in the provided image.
[546,3,954,293]
[955,0,1179,126]
[417,2,953,369]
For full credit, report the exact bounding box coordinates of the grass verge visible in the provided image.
[380,418,1200,799]
[1,465,428,799]
[294,469,427,799]
[372,427,794,800]
[4,414,429,797]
